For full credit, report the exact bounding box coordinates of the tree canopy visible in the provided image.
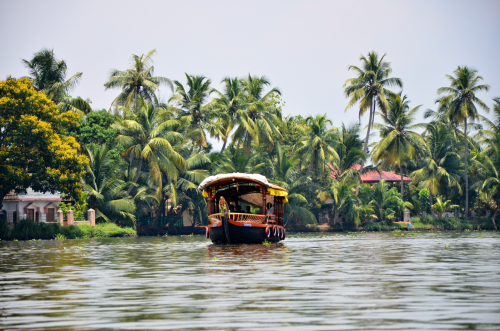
[0,78,88,206]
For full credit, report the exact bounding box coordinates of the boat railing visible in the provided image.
[208,213,268,225]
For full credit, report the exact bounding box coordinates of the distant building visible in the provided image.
[1,189,64,223]
[327,163,412,183]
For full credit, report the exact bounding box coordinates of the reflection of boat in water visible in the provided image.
[198,173,288,244]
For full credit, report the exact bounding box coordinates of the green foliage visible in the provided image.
[9,48,498,232]
[54,233,66,240]
[0,78,88,206]
[418,189,431,212]
[0,219,135,241]
[76,109,118,147]
[58,193,87,222]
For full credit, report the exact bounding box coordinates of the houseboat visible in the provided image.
[198,173,288,244]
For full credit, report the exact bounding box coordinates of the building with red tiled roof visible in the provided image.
[327,163,412,183]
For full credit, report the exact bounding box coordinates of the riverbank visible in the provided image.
[0,220,136,241]
[287,217,497,233]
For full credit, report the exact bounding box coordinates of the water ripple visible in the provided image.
[1,232,499,330]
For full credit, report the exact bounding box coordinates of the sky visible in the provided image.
[1,0,499,150]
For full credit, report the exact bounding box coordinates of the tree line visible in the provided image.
[1,48,499,230]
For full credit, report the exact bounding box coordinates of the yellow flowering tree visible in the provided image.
[0,78,88,208]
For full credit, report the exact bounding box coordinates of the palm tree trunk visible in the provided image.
[400,165,404,220]
[126,157,143,195]
[400,165,404,200]
[358,98,375,194]
[220,139,227,153]
[464,118,469,219]
[360,99,374,173]
[149,197,165,228]
[491,203,498,230]
[246,136,252,158]
[429,193,433,215]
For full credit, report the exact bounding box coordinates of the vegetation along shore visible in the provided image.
[1,48,499,240]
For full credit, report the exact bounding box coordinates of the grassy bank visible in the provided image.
[0,219,136,241]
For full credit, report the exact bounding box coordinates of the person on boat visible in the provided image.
[219,196,229,218]
[266,202,274,216]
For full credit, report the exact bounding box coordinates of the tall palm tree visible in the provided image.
[104,49,172,108]
[113,98,186,195]
[437,66,490,218]
[84,144,137,227]
[411,122,462,204]
[211,77,249,153]
[294,114,339,176]
[373,94,426,202]
[343,51,403,174]
[22,49,82,103]
[233,75,282,157]
[22,49,91,115]
[169,74,220,149]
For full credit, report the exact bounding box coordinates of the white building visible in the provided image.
[1,189,63,223]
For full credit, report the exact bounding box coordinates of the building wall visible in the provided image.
[1,189,61,223]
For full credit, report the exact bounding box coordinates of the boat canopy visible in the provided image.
[198,173,288,202]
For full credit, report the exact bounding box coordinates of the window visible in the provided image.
[47,208,55,222]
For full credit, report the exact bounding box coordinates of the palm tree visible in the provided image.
[411,122,462,205]
[211,77,248,153]
[213,145,266,174]
[84,144,136,227]
[104,49,172,108]
[373,94,426,202]
[473,99,500,229]
[268,144,317,226]
[22,49,91,115]
[294,114,339,176]
[169,74,220,149]
[149,151,211,228]
[437,66,490,218]
[283,177,317,226]
[431,197,459,219]
[112,98,186,196]
[343,51,403,174]
[233,75,282,157]
[268,142,298,186]
[22,49,82,102]
[361,180,410,222]
[331,123,365,178]
[318,172,360,227]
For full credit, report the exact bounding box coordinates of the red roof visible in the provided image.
[327,163,412,183]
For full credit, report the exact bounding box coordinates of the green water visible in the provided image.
[1,231,499,330]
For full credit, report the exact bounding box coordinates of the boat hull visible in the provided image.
[208,217,282,244]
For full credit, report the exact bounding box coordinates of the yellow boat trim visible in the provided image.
[268,188,288,203]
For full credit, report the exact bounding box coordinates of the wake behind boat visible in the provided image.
[198,173,288,244]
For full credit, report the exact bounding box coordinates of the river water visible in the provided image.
[1,231,499,330]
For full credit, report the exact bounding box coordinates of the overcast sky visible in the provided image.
[1,0,499,150]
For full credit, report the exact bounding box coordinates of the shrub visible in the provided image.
[55,233,67,240]
[421,215,434,225]
[0,218,11,239]
[0,220,135,240]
